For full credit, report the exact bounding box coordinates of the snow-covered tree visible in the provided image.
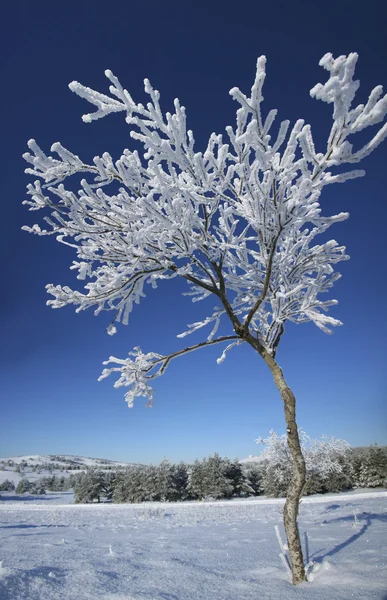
[203,453,234,499]
[23,53,387,583]
[0,480,15,492]
[257,429,352,496]
[187,454,236,499]
[187,459,207,500]
[355,446,387,488]
[113,465,159,503]
[169,462,189,501]
[74,468,105,503]
[224,457,253,497]
[15,479,33,494]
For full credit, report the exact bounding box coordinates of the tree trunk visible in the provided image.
[260,349,307,584]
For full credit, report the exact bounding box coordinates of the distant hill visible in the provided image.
[0,454,133,468]
[239,455,265,465]
[0,454,140,486]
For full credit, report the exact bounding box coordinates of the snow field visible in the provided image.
[0,491,386,599]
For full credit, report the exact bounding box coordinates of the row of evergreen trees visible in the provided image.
[72,445,387,503]
[2,445,386,502]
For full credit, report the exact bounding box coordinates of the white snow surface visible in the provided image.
[0,490,386,599]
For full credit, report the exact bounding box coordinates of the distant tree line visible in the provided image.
[72,445,387,503]
[1,444,386,503]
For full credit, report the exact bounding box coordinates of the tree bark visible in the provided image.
[253,343,306,584]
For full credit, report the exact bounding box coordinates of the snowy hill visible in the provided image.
[239,454,265,465]
[0,454,133,468]
[0,454,139,487]
[0,454,132,468]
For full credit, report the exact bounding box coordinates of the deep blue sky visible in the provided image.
[1,0,386,464]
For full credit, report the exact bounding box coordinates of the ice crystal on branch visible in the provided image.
[23,53,387,404]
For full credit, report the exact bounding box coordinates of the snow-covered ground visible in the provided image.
[0,490,386,599]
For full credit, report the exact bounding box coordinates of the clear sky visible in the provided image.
[1,0,386,464]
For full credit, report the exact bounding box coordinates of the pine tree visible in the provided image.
[357,446,387,488]
[224,458,252,497]
[244,464,264,496]
[16,479,32,494]
[0,480,16,492]
[170,462,189,501]
[156,459,176,502]
[74,469,105,503]
[187,459,207,500]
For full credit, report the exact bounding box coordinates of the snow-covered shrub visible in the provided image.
[30,483,46,495]
[15,479,33,494]
[256,430,352,497]
[36,474,71,492]
[0,480,15,492]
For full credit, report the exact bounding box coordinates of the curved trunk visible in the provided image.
[255,344,306,584]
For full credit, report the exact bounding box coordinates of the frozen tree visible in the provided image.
[0,480,15,492]
[256,429,352,496]
[203,453,234,499]
[355,446,387,488]
[224,458,253,497]
[170,462,190,501]
[74,468,105,503]
[23,53,387,583]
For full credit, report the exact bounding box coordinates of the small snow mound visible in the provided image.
[0,560,11,580]
[307,558,336,582]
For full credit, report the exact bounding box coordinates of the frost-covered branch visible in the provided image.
[23,52,387,403]
[98,335,241,407]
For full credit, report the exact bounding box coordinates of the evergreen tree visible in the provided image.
[102,471,118,501]
[170,462,189,501]
[187,459,207,500]
[243,464,264,496]
[0,480,15,491]
[74,469,105,503]
[204,453,234,499]
[357,446,387,488]
[16,479,33,494]
[156,459,176,502]
[113,466,155,503]
[224,458,252,497]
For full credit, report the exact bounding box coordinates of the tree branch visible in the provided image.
[243,228,282,335]
[155,335,242,375]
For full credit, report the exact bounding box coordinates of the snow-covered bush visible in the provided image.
[0,480,15,492]
[36,474,72,492]
[15,479,32,494]
[15,479,46,495]
[256,430,352,497]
